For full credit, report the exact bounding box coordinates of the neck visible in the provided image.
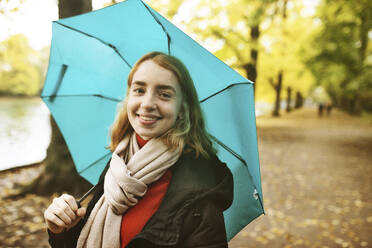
[136,133,149,148]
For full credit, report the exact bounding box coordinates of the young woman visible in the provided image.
[44,52,233,248]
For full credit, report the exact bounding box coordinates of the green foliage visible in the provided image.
[146,0,183,19]
[148,0,317,105]
[306,0,372,113]
[0,34,44,96]
[257,2,316,103]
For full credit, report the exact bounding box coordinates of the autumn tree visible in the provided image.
[270,0,288,117]
[186,0,279,96]
[24,0,93,196]
[306,0,372,114]
[260,0,317,116]
[0,0,44,96]
[0,34,42,96]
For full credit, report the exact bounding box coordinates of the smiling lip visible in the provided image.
[136,114,161,125]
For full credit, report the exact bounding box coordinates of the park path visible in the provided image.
[0,107,371,247]
[229,108,372,248]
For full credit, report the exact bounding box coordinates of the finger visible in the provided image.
[76,207,86,217]
[45,210,67,228]
[53,205,73,225]
[48,222,64,234]
[54,197,76,221]
[62,194,78,212]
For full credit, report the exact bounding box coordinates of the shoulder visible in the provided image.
[176,150,227,172]
[175,151,231,182]
[172,151,233,210]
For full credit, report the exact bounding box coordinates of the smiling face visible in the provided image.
[127,59,183,140]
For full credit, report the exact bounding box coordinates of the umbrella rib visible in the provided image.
[210,135,247,167]
[41,94,122,102]
[78,151,112,175]
[54,21,132,68]
[200,82,252,103]
[210,135,264,210]
[50,64,68,102]
[141,1,171,55]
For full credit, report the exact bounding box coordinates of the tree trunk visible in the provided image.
[271,0,286,117]
[294,91,303,109]
[23,0,93,196]
[243,25,260,95]
[358,11,368,64]
[59,0,92,18]
[286,86,292,112]
[272,71,283,117]
[23,117,91,195]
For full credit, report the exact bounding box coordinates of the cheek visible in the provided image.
[159,104,179,123]
[175,99,184,118]
[170,102,183,122]
[126,98,137,114]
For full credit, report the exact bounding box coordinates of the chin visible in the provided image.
[136,131,155,140]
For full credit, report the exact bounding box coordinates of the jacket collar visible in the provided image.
[129,152,233,246]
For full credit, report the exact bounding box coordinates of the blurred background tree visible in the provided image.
[183,0,279,96]
[305,0,372,114]
[0,34,43,96]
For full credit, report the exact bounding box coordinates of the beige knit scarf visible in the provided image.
[76,133,180,248]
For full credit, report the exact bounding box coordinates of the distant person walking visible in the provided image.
[326,102,333,116]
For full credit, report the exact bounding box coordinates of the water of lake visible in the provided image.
[0,97,51,171]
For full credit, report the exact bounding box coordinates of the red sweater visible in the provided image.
[120,134,172,247]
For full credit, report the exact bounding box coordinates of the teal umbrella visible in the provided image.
[41,0,264,240]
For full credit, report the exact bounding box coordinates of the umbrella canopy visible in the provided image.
[41,0,264,240]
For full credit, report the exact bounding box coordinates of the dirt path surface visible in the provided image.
[1,108,371,247]
[229,108,372,248]
[0,164,51,247]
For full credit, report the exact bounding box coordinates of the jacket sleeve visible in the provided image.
[178,199,228,248]
[47,229,65,248]
[47,224,81,248]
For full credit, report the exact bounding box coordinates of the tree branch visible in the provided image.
[211,29,244,62]
[226,28,249,43]
[269,77,276,89]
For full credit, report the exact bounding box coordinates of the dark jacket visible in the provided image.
[48,151,233,248]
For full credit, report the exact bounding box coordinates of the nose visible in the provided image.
[141,92,156,110]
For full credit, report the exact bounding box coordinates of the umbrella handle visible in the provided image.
[76,184,99,208]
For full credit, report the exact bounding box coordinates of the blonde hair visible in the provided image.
[109,52,215,158]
